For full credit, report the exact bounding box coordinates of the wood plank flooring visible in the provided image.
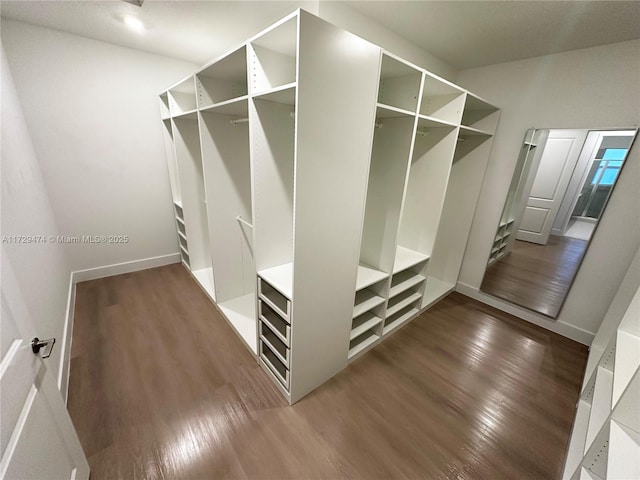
[68,264,588,479]
[481,236,589,318]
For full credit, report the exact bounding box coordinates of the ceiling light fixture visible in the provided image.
[124,15,145,34]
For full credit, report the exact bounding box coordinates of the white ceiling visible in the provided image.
[1,0,639,70]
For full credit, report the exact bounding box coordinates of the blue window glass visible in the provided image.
[600,168,619,186]
[602,148,627,160]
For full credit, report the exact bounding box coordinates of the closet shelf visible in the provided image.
[173,109,198,120]
[351,311,383,341]
[180,245,189,256]
[390,271,425,298]
[383,307,418,336]
[459,125,492,137]
[353,289,385,318]
[258,263,293,300]
[356,263,388,291]
[376,103,415,118]
[253,82,296,105]
[393,246,429,274]
[422,277,455,308]
[178,231,187,241]
[386,291,422,317]
[199,95,249,116]
[417,114,457,129]
[348,331,379,359]
[176,216,185,226]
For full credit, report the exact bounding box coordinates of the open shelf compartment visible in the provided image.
[249,14,298,95]
[419,73,465,124]
[168,77,197,116]
[377,53,422,114]
[197,45,248,108]
[461,93,499,133]
[348,328,380,360]
[384,303,419,336]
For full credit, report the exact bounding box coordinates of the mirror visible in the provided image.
[481,127,638,318]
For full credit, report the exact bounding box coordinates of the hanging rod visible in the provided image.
[230,118,249,125]
[236,216,253,229]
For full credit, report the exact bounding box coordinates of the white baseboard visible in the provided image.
[58,252,181,403]
[455,282,594,345]
[72,253,181,283]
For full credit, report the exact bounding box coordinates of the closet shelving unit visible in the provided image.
[159,9,500,403]
[487,129,548,265]
[563,252,640,480]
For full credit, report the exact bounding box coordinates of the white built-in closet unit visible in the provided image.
[159,10,500,403]
[562,250,640,480]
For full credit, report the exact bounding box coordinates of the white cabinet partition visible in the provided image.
[159,9,500,403]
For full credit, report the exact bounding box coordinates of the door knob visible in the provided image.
[31,337,55,359]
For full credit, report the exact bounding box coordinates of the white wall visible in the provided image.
[1,19,197,272]
[456,39,640,342]
[318,2,457,80]
[1,45,71,387]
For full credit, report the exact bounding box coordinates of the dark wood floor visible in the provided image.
[481,236,589,318]
[68,264,588,479]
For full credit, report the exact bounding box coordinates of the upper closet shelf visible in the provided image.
[393,246,429,274]
[258,263,293,299]
[376,103,415,118]
[356,263,388,291]
[253,83,296,105]
[200,95,249,117]
[459,125,493,137]
[417,114,457,129]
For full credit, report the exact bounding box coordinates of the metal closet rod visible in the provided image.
[230,112,294,125]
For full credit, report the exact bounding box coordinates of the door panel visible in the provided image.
[517,130,587,244]
[1,251,89,480]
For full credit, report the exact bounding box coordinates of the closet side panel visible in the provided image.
[290,11,381,402]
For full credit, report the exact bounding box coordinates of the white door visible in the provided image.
[517,129,588,244]
[1,250,89,480]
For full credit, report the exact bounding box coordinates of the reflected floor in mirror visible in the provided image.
[482,236,588,317]
[68,264,588,479]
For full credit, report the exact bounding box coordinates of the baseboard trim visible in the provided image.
[455,282,594,345]
[59,253,181,403]
[72,253,181,283]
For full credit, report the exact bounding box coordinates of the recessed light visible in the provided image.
[124,15,145,33]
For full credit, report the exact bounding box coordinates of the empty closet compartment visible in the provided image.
[384,303,419,335]
[178,232,188,250]
[419,73,465,124]
[168,77,197,116]
[260,341,290,390]
[199,99,256,353]
[461,93,499,134]
[173,114,214,299]
[351,311,383,342]
[252,95,295,290]
[181,249,190,268]
[249,14,298,94]
[174,202,184,219]
[377,53,422,114]
[176,216,186,236]
[358,108,415,278]
[259,321,290,367]
[196,46,248,109]
[389,268,426,298]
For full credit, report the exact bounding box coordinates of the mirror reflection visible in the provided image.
[481,128,637,318]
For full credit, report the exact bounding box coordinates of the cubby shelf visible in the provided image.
[196,45,248,109]
[393,246,429,274]
[383,305,418,336]
[351,311,383,341]
[376,103,415,118]
[459,125,492,137]
[417,114,458,129]
[386,290,422,317]
[356,263,388,291]
[353,289,385,318]
[348,330,379,359]
[389,270,426,298]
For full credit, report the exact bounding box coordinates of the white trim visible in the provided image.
[72,253,180,283]
[57,273,76,404]
[58,253,181,403]
[456,281,594,345]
